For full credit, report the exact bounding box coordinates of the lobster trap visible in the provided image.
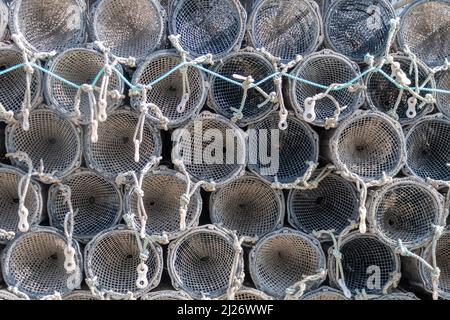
[207,50,276,126]
[45,47,124,125]
[247,111,319,185]
[324,0,395,62]
[325,111,406,182]
[365,54,435,124]
[63,290,98,300]
[0,0,7,42]
[84,108,162,180]
[287,172,359,237]
[247,0,323,63]
[404,115,450,184]
[369,178,444,250]
[397,0,450,68]
[0,45,43,119]
[5,109,83,183]
[209,174,285,246]
[84,226,164,299]
[1,227,83,299]
[436,71,450,119]
[168,0,247,59]
[232,287,273,300]
[288,50,364,128]
[124,167,202,240]
[10,0,87,53]
[141,290,192,300]
[131,50,207,129]
[375,292,419,300]
[249,228,326,299]
[0,165,43,244]
[328,232,401,296]
[299,286,349,300]
[90,0,166,60]
[167,225,244,300]
[172,112,246,187]
[48,169,123,243]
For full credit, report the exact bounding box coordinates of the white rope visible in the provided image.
[7,286,30,300]
[222,228,244,300]
[284,269,327,300]
[0,102,18,125]
[57,184,77,274]
[271,161,326,190]
[40,292,62,300]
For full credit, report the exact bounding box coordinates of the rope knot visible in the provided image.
[81,84,94,93]
[180,193,190,207]
[202,181,216,192]
[24,63,34,75]
[332,248,343,261]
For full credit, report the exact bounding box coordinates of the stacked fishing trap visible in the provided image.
[0,0,449,301]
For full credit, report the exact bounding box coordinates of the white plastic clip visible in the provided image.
[136,262,149,289]
[64,246,77,273]
[406,97,417,119]
[303,98,317,123]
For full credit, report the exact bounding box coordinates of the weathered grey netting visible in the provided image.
[404,115,450,184]
[124,167,202,240]
[232,287,273,300]
[48,170,123,243]
[168,225,244,299]
[369,178,444,250]
[0,1,8,41]
[10,0,87,53]
[365,55,435,124]
[91,0,165,60]
[0,166,42,244]
[416,228,450,299]
[85,227,163,298]
[247,0,323,63]
[248,112,319,185]
[172,112,246,186]
[397,0,450,68]
[249,228,326,299]
[45,48,124,125]
[168,0,247,59]
[1,227,83,299]
[210,175,284,245]
[328,232,400,295]
[141,290,193,300]
[85,108,162,180]
[131,50,207,128]
[299,286,349,300]
[208,51,275,126]
[375,292,419,300]
[0,45,42,117]
[324,0,395,62]
[63,290,98,300]
[287,173,359,237]
[436,71,450,119]
[327,111,405,182]
[6,109,82,182]
[288,50,364,127]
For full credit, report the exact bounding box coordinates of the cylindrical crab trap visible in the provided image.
[325,111,406,182]
[84,108,162,180]
[48,169,123,243]
[168,0,247,59]
[404,115,450,184]
[0,0,8,42]
[124,167,202,240]
[1,227,83,299]
[328,232,400,295]
[232,287,273,300]
[63,290,98,300]
[247,0,323,63]
[167,225,244,300]
[131,50,207,129]
[5,109,83,182]
[210,174,284,246]
[249,228,327,299]
[0,45,43,118]
[324,0,395,62]
[45,47,124,125]
[207,51,276,126]
[365,54,435,124]
[299,286,349,300]
[0,165,43,244]
[436,71,450,119]
[288,50,364,128]
[397,0,450,68]
[375,292,419,300]
[141,290,192,300]
[287,172,359,237]
[10,0,87,53]
[90,0,166,60]
[172,112,246,187]
[369,178,444,250]
[84,226,164,299]
[248,112,319,185]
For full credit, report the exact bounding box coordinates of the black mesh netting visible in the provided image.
[436,71,450,119]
